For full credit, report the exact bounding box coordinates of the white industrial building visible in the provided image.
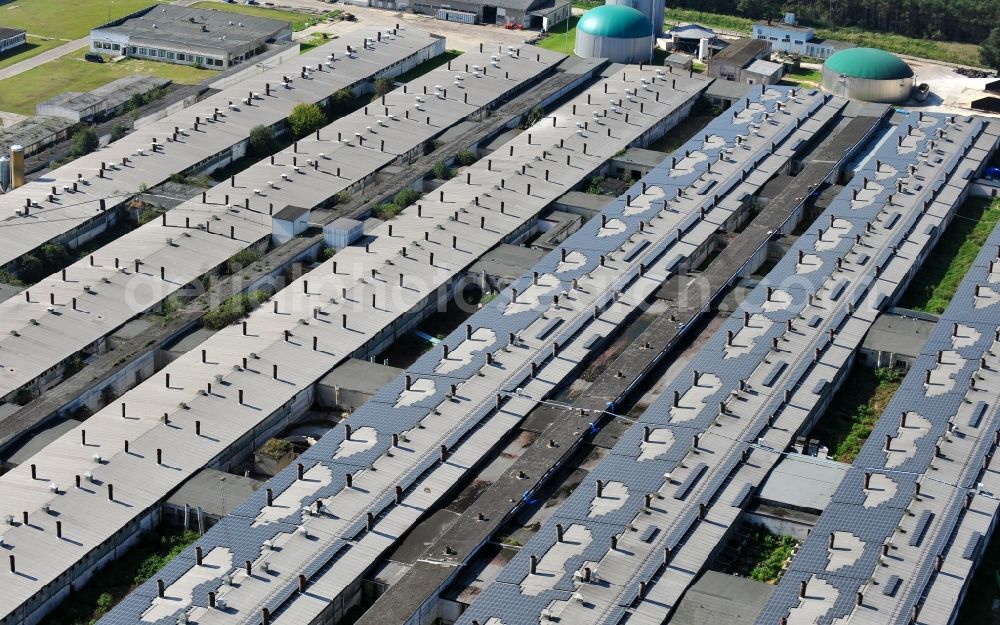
[0,26,26,54]
[271,205,311,245]
[752,13,853,59]
[90,4,292,68]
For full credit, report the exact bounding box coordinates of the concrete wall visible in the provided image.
[752,24,811,53]
[317,385,374,412]
[60,207,127,250]
[745,509,814,540]
[308,578,363,624]
[708,57,747,82]
[858,346,916,371]
[403,0,568,29]
[117,31,280,69]
[540,3,572,31]
[970,180,1000,198]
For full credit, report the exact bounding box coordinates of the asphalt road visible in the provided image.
[0,36,88,82]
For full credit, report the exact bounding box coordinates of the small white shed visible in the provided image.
[272,205,311,245]
[323,217,364,249]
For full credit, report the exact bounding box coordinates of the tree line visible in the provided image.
[672,0,1000,44]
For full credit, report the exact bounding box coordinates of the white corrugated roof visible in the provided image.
[0,28,440,269]
[0,64,708,621]
[0,44,566,402]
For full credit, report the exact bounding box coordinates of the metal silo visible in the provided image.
[9,144,25,189]
[0,156,9,192]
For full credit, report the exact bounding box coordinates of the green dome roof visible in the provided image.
[577,5,653,39]
[824,48,913,80]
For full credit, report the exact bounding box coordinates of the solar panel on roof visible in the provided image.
[90,64,729,625]
[961,532,983,562]
[883,574,902,596]
[753,116,1000,625]
[909,510,934,547]
[673,463,707,500]
[456,112,1000,625]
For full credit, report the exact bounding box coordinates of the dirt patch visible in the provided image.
[517,430,538,448]
[446,478,492,513]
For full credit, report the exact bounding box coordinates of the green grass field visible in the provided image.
[0,35,64,70]
[0,0,155,40]
[898,197,1000,314]
[298,32,330,54]
[814,26,982,67]
[665,7,983,67]
[536,16,578,55]
[189,2,325,32]
[781,66,822,87]
[0,46,217,115]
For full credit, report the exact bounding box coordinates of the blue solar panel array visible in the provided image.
[757,193,1000,625]
[457,113,995,625]
[98,86,831,625]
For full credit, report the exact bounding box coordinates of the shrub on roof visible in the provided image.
[259,438,293,460]
[202,290,269,330]
[288,102,327,139]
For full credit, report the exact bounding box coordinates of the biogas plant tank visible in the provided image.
[574,5,654,65]
[821,48,914,104]
[605,0,664,37]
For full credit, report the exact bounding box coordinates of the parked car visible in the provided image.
[84,52,104,63]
